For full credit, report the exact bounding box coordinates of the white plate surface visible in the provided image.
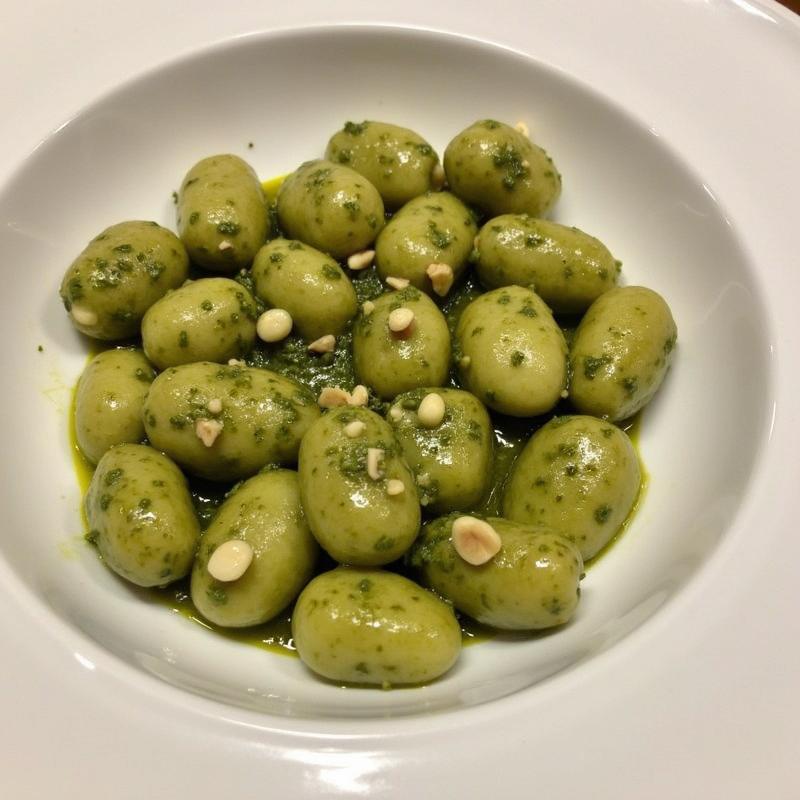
[0,2,798,798]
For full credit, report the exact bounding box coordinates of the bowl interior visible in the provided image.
[0,26,771,719]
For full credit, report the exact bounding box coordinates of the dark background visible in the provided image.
[777,0,799,13]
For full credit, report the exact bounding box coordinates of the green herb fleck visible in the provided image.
[110,309,134,323]
[594,505,612,524]
[492,144,528,190]
[621,376,639,396]
[217,221,240,236]
[544,598,563,616]
[321,263,342,281]
[206,587,228,605]
[427,220,452,250]
[374,536,396,552]
[343,199,360,219]
[583,354,612,380]
[146,261,165,281]
[343,121,367,136]
[104,468,124,486]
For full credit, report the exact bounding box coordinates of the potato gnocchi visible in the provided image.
[66,115,676,688]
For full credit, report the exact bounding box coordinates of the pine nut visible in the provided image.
[426,262,454,297]
[308,334,336,354]
[388,307,414,333]
[386,276,410,290]
[347,249,375,270]
[452,516,502,565]
[417,392,446,428]
[195,418,224,447]
[207,539,253,582]
[256,308,293,343]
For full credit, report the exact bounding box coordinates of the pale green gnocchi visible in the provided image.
[298,407,420,566]
[374,192,477,294]
[191,469,319,627]
[86,443,200,587]
[352,285,451,399]
[177,154,268,272]
[502,415,641,560]
[292,568,461,685]
[142,361,319,481]
[65,114,677,691]
[141,277,258,369]
[251,238,357,340]
[74,348,154,464]
[325,120,441,210]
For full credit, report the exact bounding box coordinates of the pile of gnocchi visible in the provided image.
[61,118,677,688]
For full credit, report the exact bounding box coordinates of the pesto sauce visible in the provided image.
[67,177,647,662]
[149,580,298,656]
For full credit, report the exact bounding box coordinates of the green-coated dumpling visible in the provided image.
[292,567,461,686]
[568,286,678,421]
[251,238,357,340]
[353,286,451,399]
[374,192,477,296]
[59,221,189,340]
[75,348,155,464]
[276,160,385,259]
[176,154,268,272]
[141,277,258,369]
[143,362,319,481]
[387,388,494,513]
[475,215,619,314]
[325,120,441,210]
[455,285,567,416]
[410,515,583,630]
[298,406,420,566]
[502,415,641,560]
[443,119,561,218]
[85,444,200,587]
[191,469,319,627]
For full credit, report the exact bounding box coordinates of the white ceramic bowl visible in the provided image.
[0,26,772,720]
